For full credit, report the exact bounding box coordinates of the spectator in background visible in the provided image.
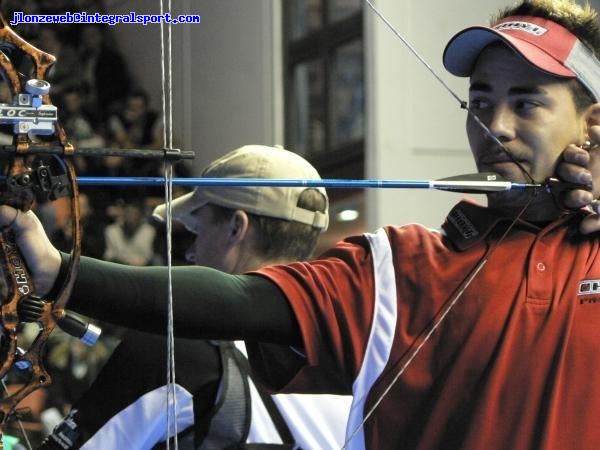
[107,88,163,150]
[59,86,105,151]
[103,201,156,266]
[104,88,166,201]
[50,192,106,260]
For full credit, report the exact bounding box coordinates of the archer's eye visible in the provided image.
[468,98,490,110]
[514,99,540,111]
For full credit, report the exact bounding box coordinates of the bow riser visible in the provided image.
[0,235,53,424]
[0,232,25,387]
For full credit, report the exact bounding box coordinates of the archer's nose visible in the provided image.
[487,104,516,143]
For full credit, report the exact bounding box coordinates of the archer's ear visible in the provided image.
[583,104,600,145]
[586,103,600,126]
[227,210,250,245]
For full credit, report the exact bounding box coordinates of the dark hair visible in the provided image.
[126,88,149,105]
[208,188,327,261]
[494,0,600,110]
[566,78,596,112]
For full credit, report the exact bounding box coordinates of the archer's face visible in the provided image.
[184,206,231,272]
[466,44,587,214]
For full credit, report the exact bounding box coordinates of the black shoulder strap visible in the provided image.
[197,341,252,450]
[228,345,296,446]
[199,341,298,450]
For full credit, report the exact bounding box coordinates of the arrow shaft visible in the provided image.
[75,176,540,192]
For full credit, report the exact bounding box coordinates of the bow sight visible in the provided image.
[0,79,56,137]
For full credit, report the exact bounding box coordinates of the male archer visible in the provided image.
[40,145,351,449]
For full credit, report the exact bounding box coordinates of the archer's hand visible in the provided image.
[555,125,600,234]
[0,205,61,295]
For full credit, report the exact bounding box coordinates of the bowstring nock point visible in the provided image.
[163,147,195,161]
[163,147,182,163]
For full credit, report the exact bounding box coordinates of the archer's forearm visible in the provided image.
[65,256,302,345]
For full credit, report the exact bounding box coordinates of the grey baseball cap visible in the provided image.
[153,145,329,231]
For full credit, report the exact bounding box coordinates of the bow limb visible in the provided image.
[0,13,55,93]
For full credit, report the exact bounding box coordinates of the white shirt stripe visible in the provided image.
[345,228,398,450]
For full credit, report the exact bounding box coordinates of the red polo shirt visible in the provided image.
[251,200,600,450]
